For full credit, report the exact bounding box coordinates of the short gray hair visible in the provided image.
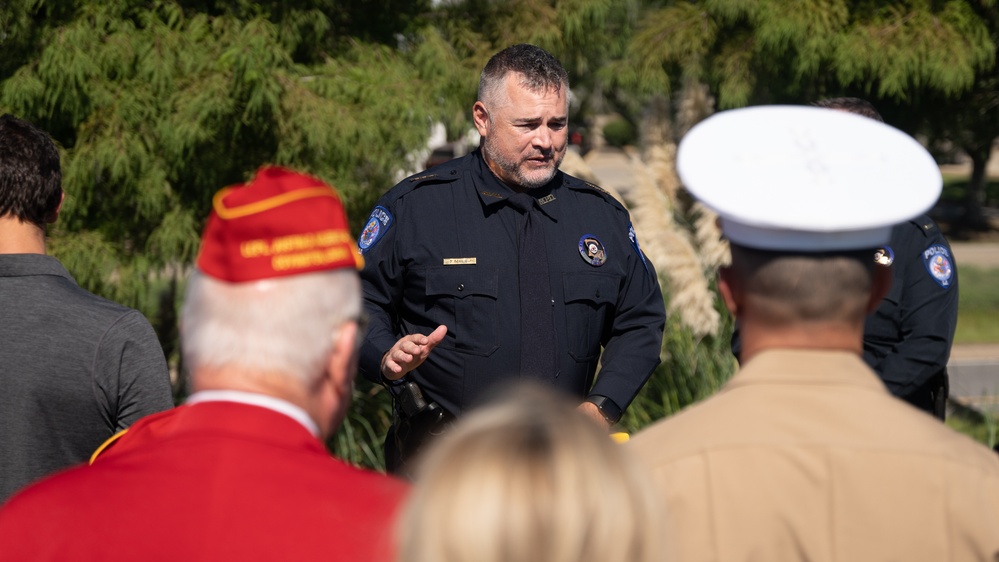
[728,244,875,325]
[181,269,361,386]
[477,44,569,106]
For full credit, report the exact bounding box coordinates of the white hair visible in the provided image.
[181,269,361,385]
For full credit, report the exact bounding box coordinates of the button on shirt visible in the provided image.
[358,150,666,416]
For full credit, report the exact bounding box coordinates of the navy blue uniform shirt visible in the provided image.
[863,215,959,397]
[357,151,666,416]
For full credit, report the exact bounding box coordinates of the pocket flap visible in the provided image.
[426,267,498,299]
[563,272,617,305]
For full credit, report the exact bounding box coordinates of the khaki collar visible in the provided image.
[725,349,887,393]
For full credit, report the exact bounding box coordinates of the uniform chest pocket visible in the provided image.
[563,272,618,361]
[425,266,499,356]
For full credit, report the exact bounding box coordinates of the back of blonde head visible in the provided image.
[398,384,663,562]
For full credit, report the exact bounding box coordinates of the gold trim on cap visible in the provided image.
[213,186,336,220]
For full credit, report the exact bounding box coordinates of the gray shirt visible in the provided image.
[0,254,173,502]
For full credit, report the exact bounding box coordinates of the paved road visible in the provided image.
[947,246,999,412]
[951,345,999,414]
[951,242,999,269]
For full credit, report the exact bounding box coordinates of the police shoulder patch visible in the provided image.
[922,244,954,288]
[628,223,649,271]
[358,206,393,254]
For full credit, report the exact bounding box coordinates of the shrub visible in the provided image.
[603,117,637,148]
[620,281,737,433]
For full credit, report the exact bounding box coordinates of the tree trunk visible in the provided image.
[965,142,993,230]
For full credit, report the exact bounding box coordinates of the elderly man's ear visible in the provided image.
[328,321,359,395]
[317,321,359,438]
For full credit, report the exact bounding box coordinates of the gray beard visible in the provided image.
[482,141,563,190]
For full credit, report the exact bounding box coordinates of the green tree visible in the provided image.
[628,0,998,228]
[629,0,994,109]
[423,0,651,134]
[916,1,999,230]
[0,0,455,328]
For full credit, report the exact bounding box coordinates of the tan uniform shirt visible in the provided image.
[628,349,999,562]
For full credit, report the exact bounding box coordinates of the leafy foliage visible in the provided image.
[629,0,995,108]
[602,117,637,147]
[329,380,393,470]
[2,1,464,317]
[621,280,737,433]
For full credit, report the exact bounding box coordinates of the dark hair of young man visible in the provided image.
[0,114,63,229]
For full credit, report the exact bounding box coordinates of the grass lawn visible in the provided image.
[946,410,999,449]
[941,173,999,208]
[954,265,999,344]
[948,263,999,447]
[947,391,999,450]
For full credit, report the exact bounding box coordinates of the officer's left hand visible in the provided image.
[577,401,611,431]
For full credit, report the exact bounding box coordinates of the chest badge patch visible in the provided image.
[922,244,954,288]
[358,206,392,254]
[874,246,894,267]
[578,234,606,266]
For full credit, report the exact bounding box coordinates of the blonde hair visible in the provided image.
[397,384,664,562]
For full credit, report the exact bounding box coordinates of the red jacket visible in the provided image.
[0,401,408,561]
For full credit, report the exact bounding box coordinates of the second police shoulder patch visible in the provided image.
[922,244,954,288]
[358,206,393,254]
[628,223,649,271]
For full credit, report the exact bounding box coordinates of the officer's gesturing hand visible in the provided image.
[380,325,448,381]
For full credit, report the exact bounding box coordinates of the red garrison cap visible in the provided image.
[196,166,363,282]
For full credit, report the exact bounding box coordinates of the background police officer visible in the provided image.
[358,44,666,472]
[818,98,959,419]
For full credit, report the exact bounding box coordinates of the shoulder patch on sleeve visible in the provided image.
[628,222,649,272]
[358,206,393,254]
[922,244,954,288]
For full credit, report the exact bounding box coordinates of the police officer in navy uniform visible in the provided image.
[864,214,958,419]
[815,98,958,420]
[732,97,958,420]
[358,44,666,472]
